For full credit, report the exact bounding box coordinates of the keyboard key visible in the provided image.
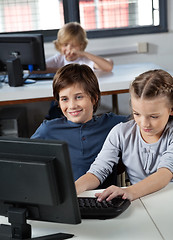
[78,196,130,219]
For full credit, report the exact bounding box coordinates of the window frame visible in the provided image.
[1,0,168,42]
[45,0,167,41]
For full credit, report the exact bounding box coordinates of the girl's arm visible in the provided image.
[75,172,100,195]
[95,168,173,202]
[76,50,113,72]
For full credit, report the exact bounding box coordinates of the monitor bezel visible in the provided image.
[0,33,46,72]
[0,137,81,239]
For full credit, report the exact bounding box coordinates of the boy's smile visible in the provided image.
[59,83,94,123]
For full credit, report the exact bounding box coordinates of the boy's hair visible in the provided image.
[53,64,100,113]
[53,22,88,52]
[130,69,173,107]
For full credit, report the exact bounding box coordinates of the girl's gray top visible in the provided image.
[88,120,173,184]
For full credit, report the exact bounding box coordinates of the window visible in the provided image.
[0,0,167,41]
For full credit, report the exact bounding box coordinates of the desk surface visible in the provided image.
[0,62,165,106]
[0,188,167,240]
[141,183,173,240]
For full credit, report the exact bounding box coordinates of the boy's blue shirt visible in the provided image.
[31,113,128,180]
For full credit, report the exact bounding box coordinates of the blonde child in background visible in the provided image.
[76,69,173,201]
[46,22,113,72]
[46,22,113,119]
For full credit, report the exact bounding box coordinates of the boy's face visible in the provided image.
[131,95,173,143]
[59,83,94,123]
[61,40,81,61]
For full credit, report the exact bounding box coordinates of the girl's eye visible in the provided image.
[151,116,159,119]
[133,112,139,116]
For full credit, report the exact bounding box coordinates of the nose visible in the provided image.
[141,117,150,127]
[69,99,77,109]
[66,44,72,51]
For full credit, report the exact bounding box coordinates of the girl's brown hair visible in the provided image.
[53,64,100,113]
[130,69,173,107]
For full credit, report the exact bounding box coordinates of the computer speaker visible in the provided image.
[6,58,24,87]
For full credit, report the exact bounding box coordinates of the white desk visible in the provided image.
[0,62,165,106]
[0,189,165,240]
[141,183,173,240]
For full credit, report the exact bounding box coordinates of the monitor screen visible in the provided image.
[0,33,46,86]
[0,33,46,72]
[0,138,81,240]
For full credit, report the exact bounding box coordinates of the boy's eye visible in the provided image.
[61,97,68,102]
[76,95,83,100]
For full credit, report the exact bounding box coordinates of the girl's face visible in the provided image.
[131,95,173,143]
[61,40,81,61]
[59,83,94,123]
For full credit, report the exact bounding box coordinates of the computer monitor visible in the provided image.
[0,33,46,86]
[0,138,81,240]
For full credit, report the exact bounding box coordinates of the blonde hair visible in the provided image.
[53,22,88,52]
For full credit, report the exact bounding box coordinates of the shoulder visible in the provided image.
[46,53,64,68]
[109,119,137,137]
[95,112,128,124]
[164,121,173,139]
[38,117,69,130]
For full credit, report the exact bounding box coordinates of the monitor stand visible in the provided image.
[0,208,74,240]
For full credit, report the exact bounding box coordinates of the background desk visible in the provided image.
[0,189,163,240]
[0,62,165,106]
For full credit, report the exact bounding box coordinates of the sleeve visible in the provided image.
[30,120,48,139]
[158,128,173,173]
[46,53,64,69]
[88,123,122,183]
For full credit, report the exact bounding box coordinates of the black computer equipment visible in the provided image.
[78,196,131,219]
[0,34,46,86]
[0,138,81,240]
[28,72,55,80]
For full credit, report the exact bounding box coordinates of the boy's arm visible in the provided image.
[77,51,113,72]
[95,168,173,202]
[75,172,100,195]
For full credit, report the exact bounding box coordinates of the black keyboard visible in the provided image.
[0,73,55,84]
[78,196,131,219]
[28,73,55,80]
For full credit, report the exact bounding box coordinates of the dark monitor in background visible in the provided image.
[0,138,81,240]
[0,34,46,86]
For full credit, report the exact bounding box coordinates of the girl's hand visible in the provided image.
[95,185,133,202]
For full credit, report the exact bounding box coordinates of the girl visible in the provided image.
[31,64,127,181]
[46,22,113,72]
[75,69,173,201]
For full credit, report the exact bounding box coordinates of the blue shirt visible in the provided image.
[31,113,127,180]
